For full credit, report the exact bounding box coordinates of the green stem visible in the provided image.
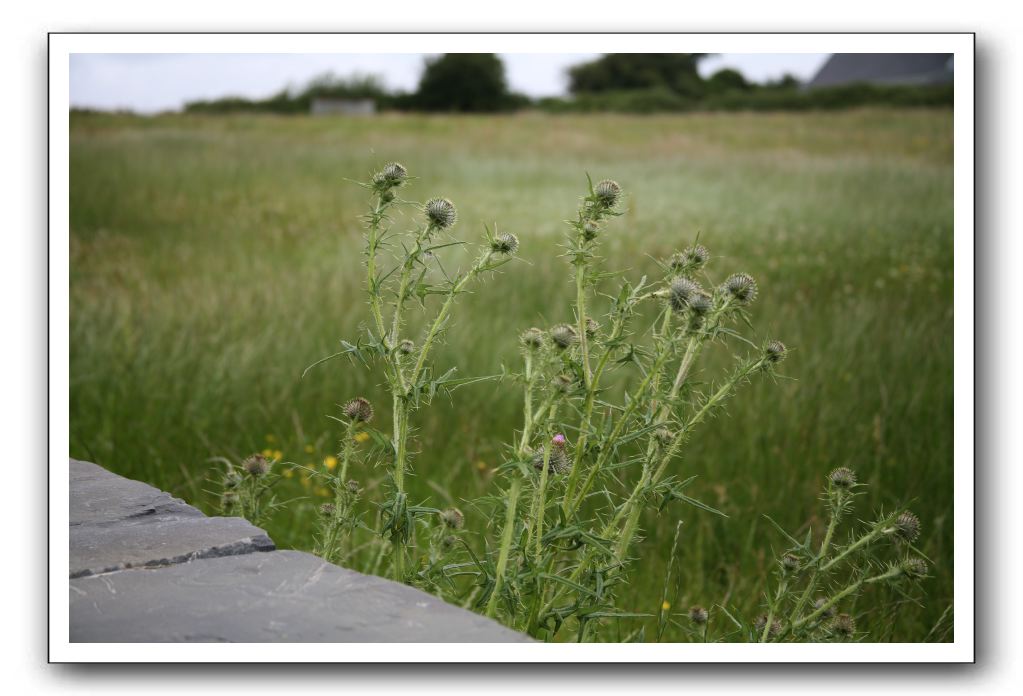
[486,479,521,619]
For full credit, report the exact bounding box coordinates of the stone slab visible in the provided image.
[69,459,274,578]
[70,549,532,643]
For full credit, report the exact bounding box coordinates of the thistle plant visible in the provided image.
[216,453,285,527]
[310,163,517,583]
[689,468,931,643]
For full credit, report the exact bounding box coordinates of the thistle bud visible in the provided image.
[442,534,458,550]
[722,273,758,305]
[242,454,270,477]
[320,503,336,517]
[491,233,519,255]
[440,508,464,530]
[689,605,709,625]
[520,327,545,349]
[828,467,856,490]
[346,480,361,494]
[583,220,600,241]
[380,162,408,185]
[585,317,600,337]
[398,339,415,355]
[594,179,622,207]
[424,197,457,229]
[669,277,703,313]
[669,245,710,273]
[813,597,835,620]
[532,433,571,474]
[223,470,242,489]
[893,511,921,544]
[550,324,578,350]
[342,397,374,423]
[781,553,800,573]
[655,427,674,447]
[764,340,787,364]
[830,613,856,638]
[221,491,238,511]
[902,557,929,579]
[753,614,781,639]
[689,292,713,317]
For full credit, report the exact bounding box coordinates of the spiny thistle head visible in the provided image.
[722,273,758,305]
[781,553,800,573]
[491,233,519,255]
[424,197,457,229]
[655,427,674,447]
[398,339,415,355]
[689,292,713,317]
[532,433,571,474]
[902,557,929,579]
[440,508,464,530]
[764,340,788,364]
[520,327,545,349]
[831,613,856,638]
[828,467,857,490]
[689,606,709,625]
[585,317,600,337]
[320,503,336,517]
[221,491,238,510]
[594,179,622,207]
[242,454,270,477]
[669,277,703,313]
[550,323,578,350]
[813,598,835,620]
[343,397,374,423]
[893,511,921,544]
[753,614,781,639]
[380,162,408,185]
[223,470,242,489]
[442,534,458,550]
[669,245,711,273]
[346,480,361,494]
[583,220,600,241]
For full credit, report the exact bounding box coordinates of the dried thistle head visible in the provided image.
[398,339,415,355]
[550,323,578,350]
[722,273,758,305]
[655,427,674,447]
[594,179,622,207]
[345,480,361,494]
[688,606,709,625]
[343,397,374,423]
[491,233,520,255]
[424,197,457,229]
[440,508,465,530]
[520,327,545,350]
[828,467,857,490]
[753,614,781,639]
[893,511,921,544]
[320,503,336,517]
[242,454,270,477]
[781,553,800,573]
[669,277,703,313]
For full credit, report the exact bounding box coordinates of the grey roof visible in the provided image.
[808,54,953,88]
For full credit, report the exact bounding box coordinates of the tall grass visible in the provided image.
[69,109,954,641]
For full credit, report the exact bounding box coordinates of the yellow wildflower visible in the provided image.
[324,455,338,471]
[304,444,315,454]
[354,432,370,444]
[261,448,273,458]
[476,460,487,471]
[662,600,671,611]
[314,486,330,497]
[272,449,283,460]
[283,469,294,479]
[265,434,276,443]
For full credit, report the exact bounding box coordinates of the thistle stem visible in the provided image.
[486,478,521,619]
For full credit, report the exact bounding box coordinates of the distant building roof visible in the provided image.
[808,54,953,88]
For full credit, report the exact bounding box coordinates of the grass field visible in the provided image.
[69,108,954,642]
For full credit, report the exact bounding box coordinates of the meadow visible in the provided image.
[69,108,954,642]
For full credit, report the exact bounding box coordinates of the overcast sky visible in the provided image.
[69,53,831,113]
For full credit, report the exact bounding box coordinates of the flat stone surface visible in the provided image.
[68,459,531,642]
[69,459,274,578]
[70,550,531,642]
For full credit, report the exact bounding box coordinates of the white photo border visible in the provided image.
[49,31,974,663]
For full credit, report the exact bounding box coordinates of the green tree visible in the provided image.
[567,54,708,97]
[706,68,753,93]
[414,53,512,112]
